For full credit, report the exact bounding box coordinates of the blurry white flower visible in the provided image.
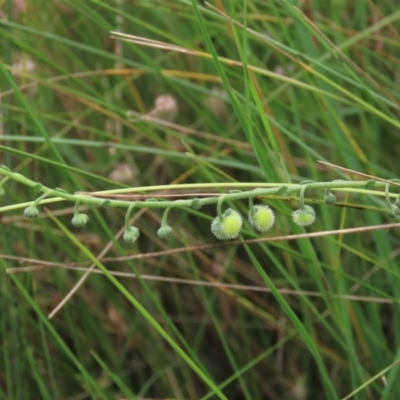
[274,65,285,76]
[108,163,135,183]
[149,94,178,122]
[14,0,27,14]
[204,87,229,120]
[11,58,36,75]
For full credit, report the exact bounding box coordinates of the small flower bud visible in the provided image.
[71,213,89,228]
[291,205,316,227]
[249,205,275,232]
[387,204,400,219]
[211,208,242,240]
[394,194,400,208]
[24,205,39,218]
[189,198,201,210]
[157,225,172,239]
[324,191,336,206]
[123,226,140,243]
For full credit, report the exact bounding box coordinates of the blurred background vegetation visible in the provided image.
[1,0,400,399]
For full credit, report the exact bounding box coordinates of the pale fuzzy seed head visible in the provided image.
[157,225,173,239]
[24,205,39,219]
[249,205,275,232]
[123,226,140,243]
[211,208,242,240]
[71,213,89,228]
[291,205,316,227]
[151,94,178,121]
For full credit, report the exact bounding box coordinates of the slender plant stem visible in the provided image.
[124,202,136,229]
[0,166,398,214]
[160,207,172,227]
[216,196,226,221]
[298,185,307,209]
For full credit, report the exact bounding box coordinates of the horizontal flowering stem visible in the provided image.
[0,166,398,214]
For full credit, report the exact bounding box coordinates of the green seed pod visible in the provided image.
[249,205,275,232]
[157,225,173,239]
[324,190,336,206]
[387,204,400,219]
[291,205,316,227]
[24,205,39,218]
[123,226,140,243]
[0,187,5,197]
[71,213,89,228]
[211,208,242,240]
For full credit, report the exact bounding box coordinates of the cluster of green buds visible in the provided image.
[2,164,400,245]
[122,205,172,244]
[210,185,319,241]
[210,194,277,241]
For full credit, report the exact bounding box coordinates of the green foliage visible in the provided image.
[1,1,400,399]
